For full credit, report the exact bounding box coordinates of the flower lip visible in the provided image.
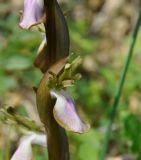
[19,0,44,29]
[51,90,90,134]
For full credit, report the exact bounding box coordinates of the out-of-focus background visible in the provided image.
[0,0,141,159]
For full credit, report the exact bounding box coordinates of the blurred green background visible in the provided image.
[0,0,141,160]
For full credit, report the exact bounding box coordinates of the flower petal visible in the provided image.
[19,0,44,29]
[11,133,47,160]
[51,90,90,133]
[11,135,33,160]
[31,133,47,147]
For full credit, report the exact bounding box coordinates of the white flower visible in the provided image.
[51,90,90,133]
[11,132,46,160]
[19,0,44,29]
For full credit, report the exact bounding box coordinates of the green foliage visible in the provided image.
[69,129,102,160]
[0,71,17,92]
[69,20,98,55]
[0,150,5,160]
[33,146,48,160]
[124,114,141,159]
[0,13,42,92]
[0,2,141,160]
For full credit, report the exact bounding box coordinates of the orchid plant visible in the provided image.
[10,0,90,160]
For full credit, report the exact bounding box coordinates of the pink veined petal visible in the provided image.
[51,90,90,134]
[11,133,47,160]
[19,0,44,29]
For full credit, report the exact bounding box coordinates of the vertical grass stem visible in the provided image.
[100,8,141,160]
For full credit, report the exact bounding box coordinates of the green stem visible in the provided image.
[100,8,141,160]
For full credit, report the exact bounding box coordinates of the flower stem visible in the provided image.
[100,8,141,160]
[36,61,70,160]
[45,99,69,160]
